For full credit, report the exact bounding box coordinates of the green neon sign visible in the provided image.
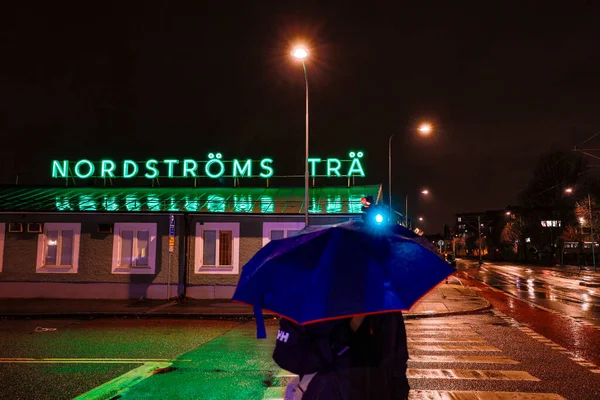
[74,160,94,179]
[51,151,366,179]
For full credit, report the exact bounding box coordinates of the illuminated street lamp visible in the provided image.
[419,217,424,222]
[389,124,434,223]
[566,187,596,271]
[404,189,429,228]
[292,46,310,225]
[418,123,433,135]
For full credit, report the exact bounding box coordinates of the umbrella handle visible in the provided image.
[254,304,267,339]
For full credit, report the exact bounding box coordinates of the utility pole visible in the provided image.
[478,215,483,265]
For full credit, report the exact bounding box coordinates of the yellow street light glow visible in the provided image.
[419,217,424,221]
[565,188,573,194]
[418,123,432,135]
[421,189,429,195]
[292,47,308,59]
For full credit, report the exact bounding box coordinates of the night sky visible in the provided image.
[2,2,600,232]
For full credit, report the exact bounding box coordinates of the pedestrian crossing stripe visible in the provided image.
[409,355,519,364]
[405,320,470,324]
[262,388,565,400]
[407,369,539,380]
[408,337,487,343]
[408,344,500,351]
[409,390,565,399]
[406,326,473,330]
[407,330,479,336]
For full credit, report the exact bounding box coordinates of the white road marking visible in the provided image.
[408,369,539,381]
[408,344,501,351]
[409,355,519,364]
[409,390,565,399]
[408,337,487,343]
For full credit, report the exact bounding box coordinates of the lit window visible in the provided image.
[262,222,305,246]
[36,223,81,273]
[112,223,157,274]
[196,222,239,274]
[0,223,5,272]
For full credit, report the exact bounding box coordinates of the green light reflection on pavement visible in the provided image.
[117,322,280,400]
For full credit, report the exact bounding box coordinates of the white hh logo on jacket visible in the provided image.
[277,329,290,343]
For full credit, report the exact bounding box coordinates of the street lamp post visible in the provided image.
[389,134,394,223]
[292,47,310,226]
[589,193,596,271]
[565,187,596,272]
[388,123,433,226]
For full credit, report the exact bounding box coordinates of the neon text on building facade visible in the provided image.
[51,152,366,179]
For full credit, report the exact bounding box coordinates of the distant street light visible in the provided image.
[404,189,429,228]
[566,187,596,271]
[419,217,424,222]
[389,125,434,223]
[505,211,511,216]
[291,46,309,225]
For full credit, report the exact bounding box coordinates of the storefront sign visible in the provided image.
[51,152,366,179]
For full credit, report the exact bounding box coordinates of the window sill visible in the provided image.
[37,265,77,274]
[196,265,237,275]
[112,265,155,275]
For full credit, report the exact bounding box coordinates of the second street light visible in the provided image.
[389,123,434,224]
[292,46,310,226]
[565,187,596,271]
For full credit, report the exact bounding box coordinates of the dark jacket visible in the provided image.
[302,312,410,400]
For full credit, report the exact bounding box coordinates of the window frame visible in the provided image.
[262,222,305,246]
[0,223,5,272]
[195,222,239,275]
[111,222,157,275]
[36,223,81,274]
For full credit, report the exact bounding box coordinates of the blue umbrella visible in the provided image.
[232,220,455,338]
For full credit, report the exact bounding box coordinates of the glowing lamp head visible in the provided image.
[292,47,308,59]
[419,217,424,221]
[418,123,432,135]
[565,188,573,194]
[375,213,384,224]
[421,189,429,195]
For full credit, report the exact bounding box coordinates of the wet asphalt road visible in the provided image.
[457,260,600,323]
[1,313,599,399]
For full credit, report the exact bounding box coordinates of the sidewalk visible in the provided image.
[0,277,490,320]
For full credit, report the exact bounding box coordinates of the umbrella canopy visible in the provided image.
[232,220,455,337]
